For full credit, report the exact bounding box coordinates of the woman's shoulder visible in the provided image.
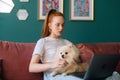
[37,37,51,42]
[37,38,44,41]
[36,38,46,43]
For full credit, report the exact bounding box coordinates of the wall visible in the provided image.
[0,0,120,44]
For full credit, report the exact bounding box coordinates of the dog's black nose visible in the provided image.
[62,55,64,58]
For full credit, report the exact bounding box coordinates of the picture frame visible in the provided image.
[70,0,94,20]
[38,0,63,20]
[17,9,29,20]
[20,0,29,2]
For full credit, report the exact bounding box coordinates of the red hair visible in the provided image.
[42,9,64,38]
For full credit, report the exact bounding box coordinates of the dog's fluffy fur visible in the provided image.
[50,44,88,76]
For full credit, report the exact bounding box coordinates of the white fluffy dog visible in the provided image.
[50,44,88,76]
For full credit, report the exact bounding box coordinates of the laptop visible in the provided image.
[73,54,120,80]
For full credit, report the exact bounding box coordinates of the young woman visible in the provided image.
[29,9,83,80]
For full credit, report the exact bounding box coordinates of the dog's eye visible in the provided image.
[60,52,62,54]
[65,52,68,54]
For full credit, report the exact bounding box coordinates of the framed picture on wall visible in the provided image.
[20,0,29,2]
[70,0,94,20]
[38,0,63,20]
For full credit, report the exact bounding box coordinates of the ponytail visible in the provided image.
[42,9,64,38]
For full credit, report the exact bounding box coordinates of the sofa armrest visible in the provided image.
[0,58,3,80]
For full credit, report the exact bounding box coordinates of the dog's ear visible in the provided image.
[68,43,73,48]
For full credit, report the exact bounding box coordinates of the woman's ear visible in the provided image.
[48,23,51,28]
[48,23,51,31]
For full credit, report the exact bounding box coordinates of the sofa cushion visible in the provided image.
[76,44,94,64]
[0,41,43,80]
[83,43,119,54]
[0,59,3,80]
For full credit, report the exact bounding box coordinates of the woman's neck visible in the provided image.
[48,35,60,39]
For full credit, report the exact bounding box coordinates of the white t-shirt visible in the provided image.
[33,37,72,63]
[32,37,84,80]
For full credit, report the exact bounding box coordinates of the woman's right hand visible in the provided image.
[51,59,68,69]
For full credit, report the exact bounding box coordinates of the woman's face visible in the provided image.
[49,16,64,38]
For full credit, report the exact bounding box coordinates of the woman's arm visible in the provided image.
[29,54,52,73]
[29,54,67,73]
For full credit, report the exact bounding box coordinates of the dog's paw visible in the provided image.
[50,73,55,76]
[62,73,67,76]
[50,72,57,77]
